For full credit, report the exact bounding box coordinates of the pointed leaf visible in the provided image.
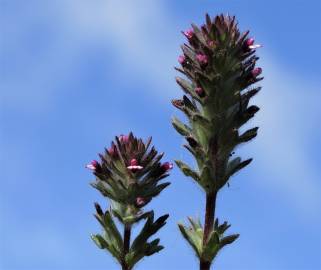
[172,117,191,136]
[238,127,259,143]
[175,160,200,182]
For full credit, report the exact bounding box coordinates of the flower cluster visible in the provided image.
[176,15,262,101]
[87,132,173,208]
[88,133,172,269]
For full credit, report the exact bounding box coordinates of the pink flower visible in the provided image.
[136,197,146,206]
[127,158,143,172]
[184,28,194,39]
[107,145,118,157]
[108,147,114,155]
[208,40,215,47]
[86,160,99,170]
[178,55,186,64]
[119,134,129,143]
[251,67,262,77]
[196,54,208,65]
[244,37,262,50]
[245,38,255,46]
[195,87,205,97]
[161,162,173,171]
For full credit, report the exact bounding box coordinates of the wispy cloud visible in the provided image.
[1,0,180,114]
[251,53,321,218]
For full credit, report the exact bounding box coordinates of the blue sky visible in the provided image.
[1,0,321,269]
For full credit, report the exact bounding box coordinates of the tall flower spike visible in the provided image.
[173,14,263,270]
[88,133,171,270]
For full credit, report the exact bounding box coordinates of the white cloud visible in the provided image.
[1,0,180,114]
[66,0,180,97]
[251,53,321,218]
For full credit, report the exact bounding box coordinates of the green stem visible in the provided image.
[200,192,217,270]
[121,223,131,270]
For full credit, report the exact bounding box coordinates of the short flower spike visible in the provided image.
[88,133,171,270]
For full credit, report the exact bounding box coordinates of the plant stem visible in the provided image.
[121,223,131,270]
[200,192,217,270]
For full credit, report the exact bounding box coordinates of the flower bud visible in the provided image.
[119,134,129,143]
[136,197,146,207]
[195,87,205,97]
[130,159,138,166]
[245,38,255,46]
[127,158,143,172]
[184,29,194,39]
[244,38,262,51]
[161,162,173,171]
[207,40,215,47]
[86,160,99,170]
[107,144,118,157]
[178,55,186,64]
[251,67,262,77]
[196,54,208,66]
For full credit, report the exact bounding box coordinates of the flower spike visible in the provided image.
[88,133,171,270]
[172,14,263,270]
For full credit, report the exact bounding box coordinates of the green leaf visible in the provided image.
[175,160,200,182]
[183,95,198,112]
[236,105,260,128]
[131,212,168,252]
[91,234,121,263]
[176,77,201,102]
[140,182,171,198]
[218,158,252,189]
[90,181,118,201]
[217,221,231,235]
[102,211,124,251]
[181,44,196,62]
[146,244,164,256]
[126,212,168,268]
[238,127,259,143]
[227,158,252,177]
[191,113,211,129]
[126,240,164,268]
[91,234,107,249]
[178,223,202,258]
[172,117,191,136]
[219,234,240,248]
[199,164,215,192]
[191,23,208,47]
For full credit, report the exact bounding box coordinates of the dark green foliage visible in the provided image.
[88,133,171,269]
[173,14,262,267]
